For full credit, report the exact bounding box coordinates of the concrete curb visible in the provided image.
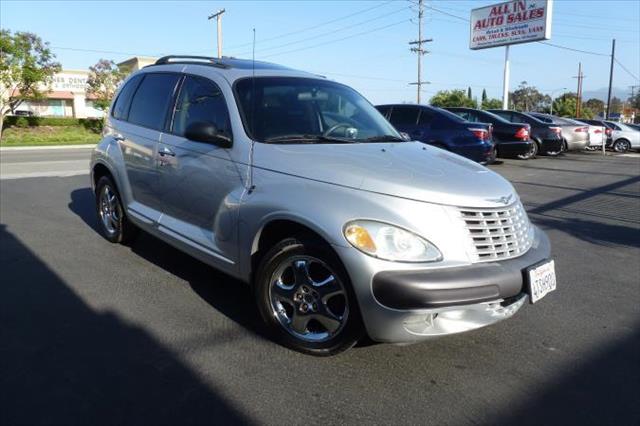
[0,144,96,151]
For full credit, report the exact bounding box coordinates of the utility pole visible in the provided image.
[606,39,616,119]
[409,0,432,104]
[208,9,226,58]
[573,62,585,117]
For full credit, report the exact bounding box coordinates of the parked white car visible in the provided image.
[574,119,606,149]
[605,121,640,152]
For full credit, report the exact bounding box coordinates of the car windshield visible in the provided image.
[234,77,402,143]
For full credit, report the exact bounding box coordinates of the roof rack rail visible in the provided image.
[154,55,231,69]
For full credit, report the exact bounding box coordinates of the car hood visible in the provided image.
[253,142,516,208]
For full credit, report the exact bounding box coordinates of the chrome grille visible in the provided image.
[458,201,533,262]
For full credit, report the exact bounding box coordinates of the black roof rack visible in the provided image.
[153,55,231,69]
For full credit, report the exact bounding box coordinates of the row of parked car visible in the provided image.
[375,104,640,164]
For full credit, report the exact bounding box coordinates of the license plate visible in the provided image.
[526,260,556,304]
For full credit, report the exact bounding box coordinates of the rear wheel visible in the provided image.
[255,237,363,356]
[517,141,538,160]
[613,139,631,153]
[95,176,137,243]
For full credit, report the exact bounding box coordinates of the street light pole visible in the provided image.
[208,9,226,58]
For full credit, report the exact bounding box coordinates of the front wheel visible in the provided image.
[517,141,538,160]
[255,237,363,356]
[613,139,631,153]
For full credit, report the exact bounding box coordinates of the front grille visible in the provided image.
[458,201,533,262]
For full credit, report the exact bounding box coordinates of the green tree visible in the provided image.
[510,81,550,111]
[481,98,502,110]
[0,30,61,133]
[584,98,605,117]
[552,92,577,117]
[628,92,640,110]
[481,88,487,103]
[86,59,127,112]
[429,89,476,108]
[467,87,472,100]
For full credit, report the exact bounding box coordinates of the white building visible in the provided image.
[15,57,158,118]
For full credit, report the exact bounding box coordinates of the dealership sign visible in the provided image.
[470,0,553,50]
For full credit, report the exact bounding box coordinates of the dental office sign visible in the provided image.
[470,0,553,50]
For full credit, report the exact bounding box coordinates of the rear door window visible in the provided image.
[171,76,232,139]
[418,109,435,125]
[112,75,143,120]
[128,73,181,131]
[389,106,419,126]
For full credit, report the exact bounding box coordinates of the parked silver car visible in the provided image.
[90,56,556,355]
[528,112,590,151]
[604,121,640,152]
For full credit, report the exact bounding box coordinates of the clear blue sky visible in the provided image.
[2,0,639,104]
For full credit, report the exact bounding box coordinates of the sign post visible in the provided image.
[470,0,554,109]
[502,46,510,109]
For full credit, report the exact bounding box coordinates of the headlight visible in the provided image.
[343,220,442,263]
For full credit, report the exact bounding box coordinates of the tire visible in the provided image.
[613,139,631,153]
[254,237,364,356]
[95,175,137,243]
[517,140,538,160]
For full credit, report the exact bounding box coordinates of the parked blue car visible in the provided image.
[376,104,495,164]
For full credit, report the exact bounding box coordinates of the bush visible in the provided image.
[3,116,103,133]
[15,117,29,128]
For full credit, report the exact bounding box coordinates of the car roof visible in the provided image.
[137,55,324,83]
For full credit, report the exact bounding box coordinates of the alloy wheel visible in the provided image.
[269,255,348,343]
[613,140,630,153]
[99,185,120,236]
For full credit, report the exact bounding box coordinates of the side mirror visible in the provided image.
[400,132,411,141]
[184,122,232,148]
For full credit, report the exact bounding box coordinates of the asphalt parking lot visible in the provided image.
[1,150,639,425]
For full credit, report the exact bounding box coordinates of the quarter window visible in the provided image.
[112,75,143,120]
[172,76,231,138]
[128,73,181,131]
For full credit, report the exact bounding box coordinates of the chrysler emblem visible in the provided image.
[488,194,513,205]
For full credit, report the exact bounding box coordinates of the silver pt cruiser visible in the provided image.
[91,56,556,355]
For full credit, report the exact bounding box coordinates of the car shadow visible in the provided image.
[68,188,268,341]
[531,214,640,248]
[0,223,251,425]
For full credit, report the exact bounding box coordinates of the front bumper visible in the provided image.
[334,226,551,343]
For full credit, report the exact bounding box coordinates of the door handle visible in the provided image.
[159,147,175,157]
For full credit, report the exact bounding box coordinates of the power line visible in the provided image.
[260,19,410,59]
[536,42,610,57]
[425,5,469,22]
[51,46,164,57]
[224,0,394,50]
[614,59,640,82]
[230,5,410,57]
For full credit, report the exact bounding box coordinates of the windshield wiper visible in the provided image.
[361,135,405,142]
[264,134,355,144]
